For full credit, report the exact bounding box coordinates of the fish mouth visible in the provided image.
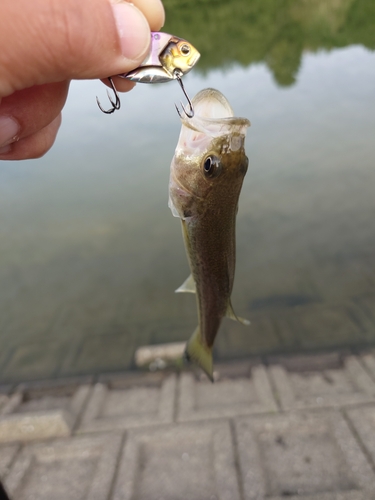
[180,88,250,138]
[187,51,200,68]
[175,89,250,156]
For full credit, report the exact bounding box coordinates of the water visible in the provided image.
[1,0,375,382]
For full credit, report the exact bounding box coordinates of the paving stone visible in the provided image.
[4,433,122,500]
[50,300,122,339]
[0,395,9,413]
[269,355,375,410]
[112,421,240,500]
[16,375,94,393]
[215,316,281,358]
[177,363,277,422]
[125,286,197,327]
[149,320,196,345]
[306,258,375,304]
[0,387,15,415]
[77,374,176,433]
[235,411,375,499]
[275,302,368,350]
[0,385,12,396]
[0,385,90,443]
[346,404,375,466]
[267,351,343,372]
[0,444,20,479]
[356,294,375,322]
[356,352,375,381]
[61,333,134,376]
[0,349,11,378]
[1,341,69,382]
[134,341,185,369]
[2,306,59,346]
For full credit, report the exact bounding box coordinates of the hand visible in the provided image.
[0,0,165,160]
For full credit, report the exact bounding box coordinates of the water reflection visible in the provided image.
[164,0,375,85]
[0,1,375,382]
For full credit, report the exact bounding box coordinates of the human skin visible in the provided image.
[0,0,165,160]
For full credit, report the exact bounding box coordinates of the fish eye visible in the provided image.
[180,44,191,56]
[202,155,222,178]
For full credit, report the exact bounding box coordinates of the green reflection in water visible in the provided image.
[163,0,375,86]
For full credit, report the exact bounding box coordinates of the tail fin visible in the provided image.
[185,327,214,382]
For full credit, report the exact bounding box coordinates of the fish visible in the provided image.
[168,88,250,381]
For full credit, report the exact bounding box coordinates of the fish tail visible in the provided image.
[184,327,214,382]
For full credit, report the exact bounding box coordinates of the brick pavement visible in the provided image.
[1,351,375,499]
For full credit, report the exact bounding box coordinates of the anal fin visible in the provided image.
[175,274,196,294]
[226,301,250,325]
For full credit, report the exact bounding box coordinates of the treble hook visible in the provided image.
[174,71,194,119]
[96,77,121,114]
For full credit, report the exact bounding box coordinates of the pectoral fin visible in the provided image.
[168,195,180,218]
[175,274,196,294]
[185,327,214,382]
[226,301,250,325]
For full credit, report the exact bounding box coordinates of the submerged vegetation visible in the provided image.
[163,0,375,86]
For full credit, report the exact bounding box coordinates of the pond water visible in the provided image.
[1,0,375,382]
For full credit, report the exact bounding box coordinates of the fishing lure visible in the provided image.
[97,32,200,117]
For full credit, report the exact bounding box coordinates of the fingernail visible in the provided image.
[0,116,20,148]
[110,2,150,60]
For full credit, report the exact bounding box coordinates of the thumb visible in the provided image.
[0,0,161,97]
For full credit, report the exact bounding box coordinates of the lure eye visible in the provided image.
[202,155,222,178]
[180,44,191,56]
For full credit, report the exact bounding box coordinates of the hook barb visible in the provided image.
[96,77,121,114]
[174,71,194,119]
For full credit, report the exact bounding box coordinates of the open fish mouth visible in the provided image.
[181,89,250,131]
[176,88,250,156]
